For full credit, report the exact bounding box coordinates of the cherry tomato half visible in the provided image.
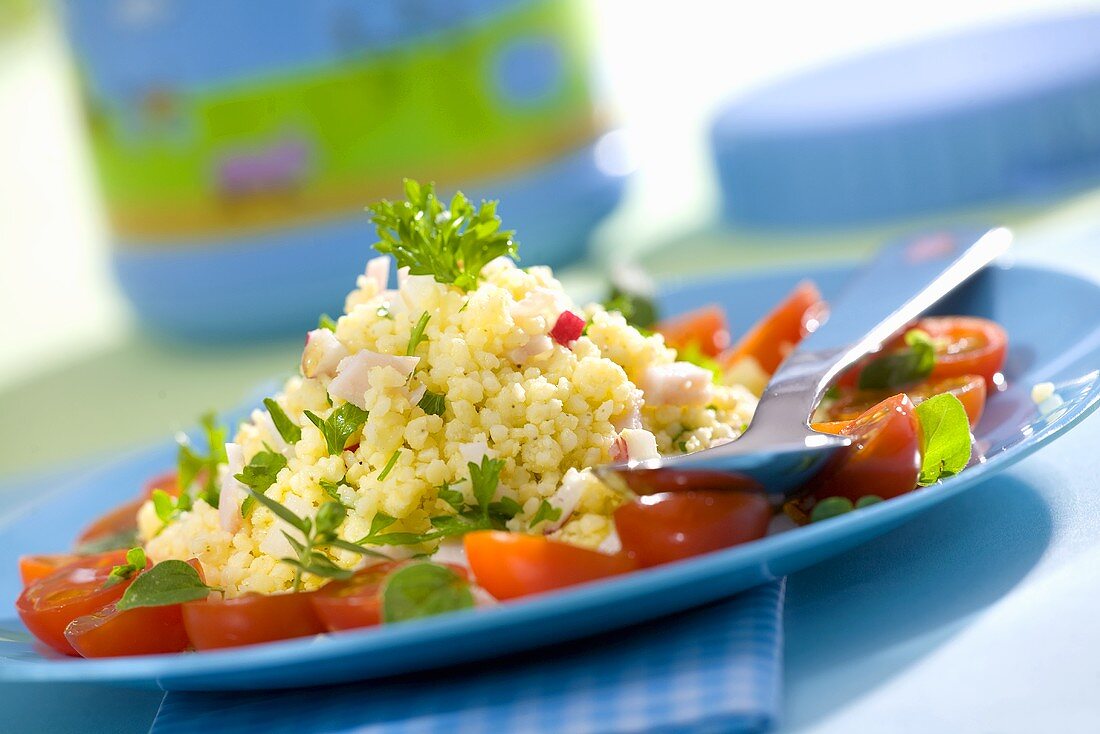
[64,602,190,658]
[809,393,921,503]
[917,316,1007,390]
[826,374,987,427]
[656,305,731,358]
[182,591,324,650]
[464,531,637,601]
[16,550,143,656]
[615,490,772,567]
[75,498,144,549]
[719,281,824,374]
[19,554,79,587]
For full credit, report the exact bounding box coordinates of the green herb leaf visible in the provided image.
[177,412,228,508]
[115,560,214,610]
[318,313,338,332]
[437,483,465,511]
[103,547,146,588]
[468,456,505,521]
[915,393,973,485]
[304,403,370,456]
[369,512,398,537]
[407,312,431,356]
[810,497,854,522]
[489,496,522,520]
[378,449,401,481]
[417,390,446,416]
[855,495,883,509]
[381,562,475,623]
[151,488,192,527]
[677,342,723,381]
[264,398,302,445]
[74,527,139,555]
[529,499,563,528]
[603,264,658,329]
[858,329,936,389]
[369,179,519,292]
[319,479,353,509]
[234,449,288,520]
[242,486,309,534]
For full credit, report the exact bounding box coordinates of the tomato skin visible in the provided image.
[719,281,824,374]
[16,550,140,656]
[656,305,730,358]
[917,316,1007,390]
[64,602,190,658]
[75,498,145,547]
[464,532,637,601]
[182,592,324,650]
[615,490,772,567]
[612,468,764,498]
[810,394,921,503]
[310,561,469,631]
[142,470,181,499]
[19,554,79,587]
[826,374,987,427]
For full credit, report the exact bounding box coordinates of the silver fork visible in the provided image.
[596,227,1013,505]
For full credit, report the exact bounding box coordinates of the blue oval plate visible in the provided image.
[0,261,1097,690]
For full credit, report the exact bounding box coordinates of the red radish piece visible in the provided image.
[549,312,585,347]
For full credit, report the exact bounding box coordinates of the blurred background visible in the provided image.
[3,0,1100,480]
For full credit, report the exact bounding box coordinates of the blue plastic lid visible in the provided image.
[711,13,1100,228]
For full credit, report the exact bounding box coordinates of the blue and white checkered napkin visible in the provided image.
[151,580,785,734]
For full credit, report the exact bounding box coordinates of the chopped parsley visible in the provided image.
[264,398,301,444]
[369,179,518,292]
[528,499,562,529]
[417,390,446,416]
[407,312,431,356]
[304,403,369,455]
[319,479,354,509]
[235,448,288,518]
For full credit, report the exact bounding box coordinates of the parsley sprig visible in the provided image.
[370,179,518,292]
[305,403,370,456]
[103,547,146,589]
[264,398,301,444]
[177,412,228,508]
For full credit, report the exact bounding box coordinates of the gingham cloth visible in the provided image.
[151,579,785,734]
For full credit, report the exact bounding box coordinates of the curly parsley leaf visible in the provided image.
[915,393,973,485]
[177,412,228,508]
[381,562,475,623]
[103,547,146,589]
[115,560,215,610]
[528,499,562,529]
[369,179,518,292]
[264,398,301,445]
[304,404,369,456]
[858,328,936,389]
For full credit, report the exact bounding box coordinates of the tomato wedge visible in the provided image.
[655,305,730,358]
[19,554,79,587]
[719,281,824,374]
[182,591,324,650]
[16,550,144,656]
[615,490,771,567]
[826,374,987,427]
[64,602,190,658]
[75,498,144,549]
[809,394,921,503]
[916,316,1007,390]
[464,531,636,601]
[142,470,181,499]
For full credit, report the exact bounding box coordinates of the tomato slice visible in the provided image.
[826,374,987,427]
[464,531,636,601]
[16,550,143,656]
[182,592,324,650]
[19,554,79,587]
[809,394,921,503]
[718,281,824,374]
[916,316,1007,390]
[142,470,181,499]
[64,602,190,658]
[614,490,771,567]
[655,305,730,358]
[75,498,144,548]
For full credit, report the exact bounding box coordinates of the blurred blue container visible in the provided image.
[60,0,627,340]
[711,13,1100,229]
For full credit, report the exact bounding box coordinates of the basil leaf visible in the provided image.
[529,499,562,528]
[381,562,475,623]
[304,404,369,456]
[264,398,302,445]
[915,393,973,485]
[858,329,935,389]
[115,560,213,610]
[417,390,446,416]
